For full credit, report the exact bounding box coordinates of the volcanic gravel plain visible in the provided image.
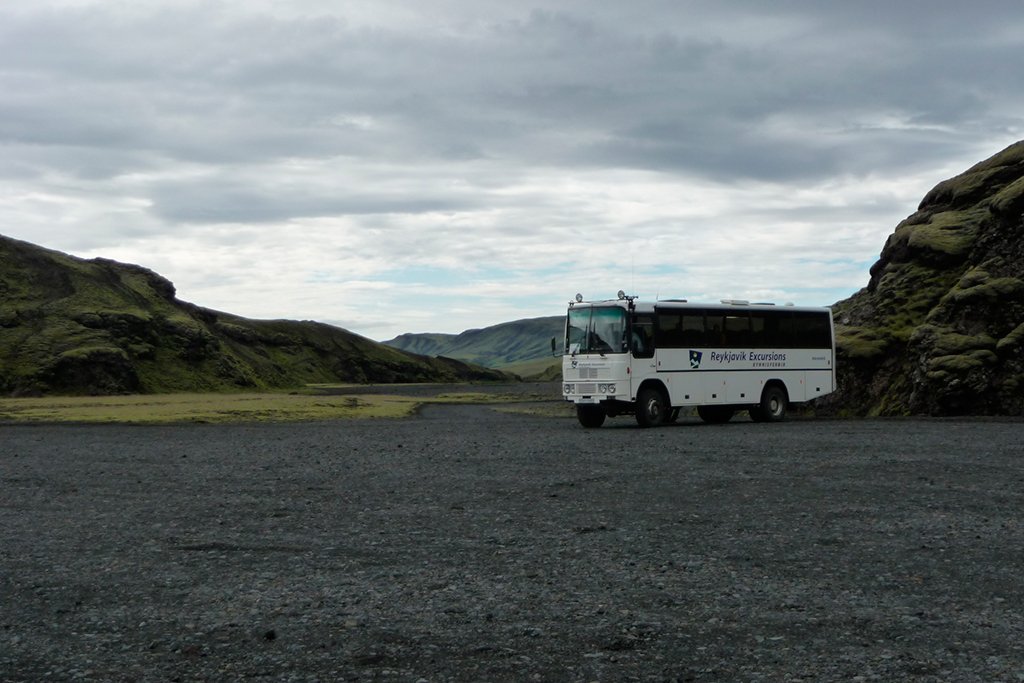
[2,385,1023,682]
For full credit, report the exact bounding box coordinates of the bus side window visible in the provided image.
[750,313,766,347]
[657,313,684,348]
[761,310,784,348]
[706,314,726,345]
[724,313,750,347]
[792,311,832,348]
[775,313,796,348]
[681,314,704,347]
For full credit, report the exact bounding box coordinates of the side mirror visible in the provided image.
[551,337,558,357]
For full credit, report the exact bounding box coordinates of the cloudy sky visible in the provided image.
[2,1,1022,340]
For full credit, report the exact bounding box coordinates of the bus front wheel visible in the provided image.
[636,386,668,427]
[576,404,606,428]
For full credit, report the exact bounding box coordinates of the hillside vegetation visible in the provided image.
[828,140,1024,415]
[0,235,509,396]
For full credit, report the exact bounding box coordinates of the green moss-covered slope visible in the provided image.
[383,316,565,369]
[0,235,510,396]
[829,141,1024,416]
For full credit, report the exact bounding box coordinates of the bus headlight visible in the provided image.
[598,383,616,394]
[563,383,573,394]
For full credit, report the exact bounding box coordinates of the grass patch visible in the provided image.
[0,387,564,424]
[0,392,420,424]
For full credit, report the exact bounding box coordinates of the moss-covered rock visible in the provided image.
[824,140,1024,416]
[40,346,140,395]
[835,326,890,360]
[898,208,982,258]
[996,323,1024,354]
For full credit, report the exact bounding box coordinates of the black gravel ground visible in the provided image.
[2,392,1024,682]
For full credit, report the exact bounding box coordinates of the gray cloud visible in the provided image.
[147,178,477,224]
[5,2,1019,179]
[1,1,1022,336]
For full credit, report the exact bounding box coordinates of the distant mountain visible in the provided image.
[827,140,1024,416]
[382,332,458,359]
[384,316,565,369]
[0,235,510,396]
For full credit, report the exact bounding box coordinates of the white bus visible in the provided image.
[561,292,835,427]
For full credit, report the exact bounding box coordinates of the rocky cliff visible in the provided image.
[0,235,510,396]
[830,141,1024,415]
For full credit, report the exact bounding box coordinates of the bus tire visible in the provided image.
[758,385,788,422]
[697,405,734,424]
[576,404,606,428]
[636,386,668,427]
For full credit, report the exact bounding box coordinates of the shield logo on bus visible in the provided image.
[689,350,702,369]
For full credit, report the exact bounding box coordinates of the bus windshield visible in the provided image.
[566,306,627,355]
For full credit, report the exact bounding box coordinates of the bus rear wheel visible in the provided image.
[576,404,606,428]
[697,405,734,424]
[635,386,668,427]
[756,385,788,422]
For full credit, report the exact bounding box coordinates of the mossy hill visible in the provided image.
[0,235,510,396]
[383,316,564,370]
[829,140,1024,416]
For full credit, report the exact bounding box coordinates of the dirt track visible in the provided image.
[2,397,1023,681]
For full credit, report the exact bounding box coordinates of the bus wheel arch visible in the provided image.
[635,381,670,428]
[752,381,789,422]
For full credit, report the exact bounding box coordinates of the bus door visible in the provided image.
[630,312,656,394]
